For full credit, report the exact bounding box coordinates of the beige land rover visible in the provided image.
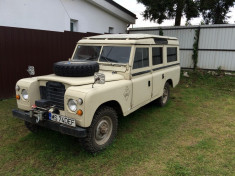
[12,34,180,153]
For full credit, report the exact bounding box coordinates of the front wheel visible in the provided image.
[80,106,118,153]
[157,82,170,107]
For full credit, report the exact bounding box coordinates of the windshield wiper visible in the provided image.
[78,55,96,61]
[101,56,112,63]
[105,48,113,62]
[102,57,118,63]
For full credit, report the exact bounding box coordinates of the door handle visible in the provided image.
[148,80,151,87]
[162,74,164,79]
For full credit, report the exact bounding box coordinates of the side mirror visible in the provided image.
[27,66,35,76]
[92,73,105,88]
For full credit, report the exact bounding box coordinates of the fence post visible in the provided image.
[192,26,200,70]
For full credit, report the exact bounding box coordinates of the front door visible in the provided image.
[131,46,152,108]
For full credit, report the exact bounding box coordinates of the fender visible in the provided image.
[83,80,132,127]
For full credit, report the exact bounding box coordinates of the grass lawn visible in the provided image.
[0,72,235,176]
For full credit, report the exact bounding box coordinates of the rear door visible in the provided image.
[164,46,181,86]
[151,46,165,98]
[131,46,152,108]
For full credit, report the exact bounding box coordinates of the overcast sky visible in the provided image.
[114,0,235,28]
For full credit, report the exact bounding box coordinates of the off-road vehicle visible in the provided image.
[12,34,180,153]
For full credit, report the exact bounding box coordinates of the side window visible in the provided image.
[167,47,177,62]
[133,48,149,69]
[152,47,163,65]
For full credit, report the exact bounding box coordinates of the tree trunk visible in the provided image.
[175,0,184,26]
[175,12,182,26]
[214,3,223,24]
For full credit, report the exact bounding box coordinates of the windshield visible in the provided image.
[73,45,101,61]
[99,46,131,64]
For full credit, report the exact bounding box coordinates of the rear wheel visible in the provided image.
[157,82,170,107]
[80,106,118,153]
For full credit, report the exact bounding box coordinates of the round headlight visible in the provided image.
[68,99,77,112]
[22,89,28,100]
[78,98,83,105]
[15,85,20,91]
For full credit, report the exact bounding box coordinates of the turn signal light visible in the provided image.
[16,95,20,100]
[77,109,83,116]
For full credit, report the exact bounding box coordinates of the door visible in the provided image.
[131,47,152,108]
[152,46,165,98]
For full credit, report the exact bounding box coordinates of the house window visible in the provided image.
[167,47,177,62]
[70,19,78,32]
[109,27,114,34]
[152,47,163,65]
[133,48,149,69]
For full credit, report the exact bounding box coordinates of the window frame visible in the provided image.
[151,46,164,70]
[97,44,134,66]
[98,45,132,64]
[108,27,114,34]
[70,19,78,32]
[71,44,103,61]
[131,46,151,74]
[72,45,102,61]
[166,46,178,63]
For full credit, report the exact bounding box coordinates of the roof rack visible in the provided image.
[84,34,177,40]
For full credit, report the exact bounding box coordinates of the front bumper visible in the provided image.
[12,109,87,138]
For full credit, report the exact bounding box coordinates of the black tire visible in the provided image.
[157,82,170,107]
[25,121,42,133]
[80,106,118,153]
[53,61,99,77]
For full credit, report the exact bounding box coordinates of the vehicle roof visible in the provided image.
[78,34,179,45]
[85,34,177,40]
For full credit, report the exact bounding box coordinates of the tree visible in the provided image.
[199,0,235,24]
[159,28,164,35]
[137,0,200,26]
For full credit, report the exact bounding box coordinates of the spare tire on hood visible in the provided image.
[53,61,99,77]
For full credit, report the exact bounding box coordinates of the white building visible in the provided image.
[0,0,136,34]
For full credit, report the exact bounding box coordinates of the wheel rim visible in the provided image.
[162,86,168,104]
[94,116,113,145]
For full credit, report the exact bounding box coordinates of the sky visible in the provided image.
[114,0,235,28]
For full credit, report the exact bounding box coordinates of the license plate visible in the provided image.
[49,113,76,127]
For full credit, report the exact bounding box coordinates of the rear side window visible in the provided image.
[167,47,177,62]
[133,48,149,69]
[152,47,163,65]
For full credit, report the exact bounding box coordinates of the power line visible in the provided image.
[59,0,71,19]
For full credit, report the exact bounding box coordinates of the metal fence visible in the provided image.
[129,24,235,71]
[0,26,99,99]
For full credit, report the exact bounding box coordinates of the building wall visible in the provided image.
[0,0,131,34]
[62,0,128,33]
[129,24,235,71]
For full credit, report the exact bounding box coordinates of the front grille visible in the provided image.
[40,81,65,110]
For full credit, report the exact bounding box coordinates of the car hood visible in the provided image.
[37,71,124,86]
